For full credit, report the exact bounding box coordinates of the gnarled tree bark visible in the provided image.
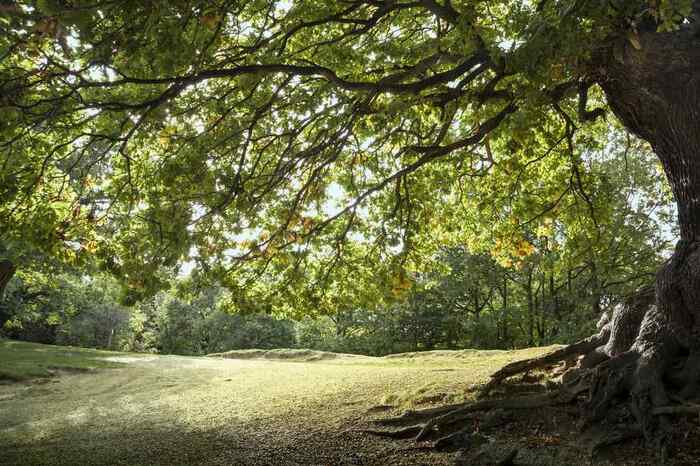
[592,24,700,448]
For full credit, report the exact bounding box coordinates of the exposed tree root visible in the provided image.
[433,429,487,452]
[357,425,423,439]
[365,404,395,414]
[483,329,609,395]
[455,443,518,466]
[414,389,581,442]
[364,386,583,449]
[589,425,642,457]
[370,403,472,427]
[653,403,700,415]
[365,255,700,464]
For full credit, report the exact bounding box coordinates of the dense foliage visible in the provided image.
[2,158,673,356]
[0,1,688,356]
[0,1,686,309]
[0,81,676,355]
[0,270,297,354]
[2,270,129,347]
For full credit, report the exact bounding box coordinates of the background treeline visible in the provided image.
[0,239,663,356]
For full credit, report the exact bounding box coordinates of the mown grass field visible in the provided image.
[0,339,689,466]
[0,339,139,382]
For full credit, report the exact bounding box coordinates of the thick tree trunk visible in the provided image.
[589,260,602,319]
[526,269,534,346]
[0,259,15,301]
[598,27,700,352]
[590,25,700,445]
[599,28,700,241]
[0,260,15,331]
[500,276,510,348]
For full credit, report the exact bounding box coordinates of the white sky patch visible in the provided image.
[320,182,346,217]
[227,227,263,243]
[179,259,196,276]
[277,0,293,12]
[497,39,523,51]
[191,117,206,135]
[84,107,101,117]
[179,245,199,277]
[66,32,81,50]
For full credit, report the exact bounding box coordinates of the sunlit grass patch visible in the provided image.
[208,347,371,362]
[0,338,137,381]
[0,341,557,465]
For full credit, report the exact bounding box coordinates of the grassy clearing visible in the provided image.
[0,340,556,465]
[0,341,674,465]
[208,347,371,362]
[0,339,137,382]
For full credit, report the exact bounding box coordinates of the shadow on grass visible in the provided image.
[0,414,442,466]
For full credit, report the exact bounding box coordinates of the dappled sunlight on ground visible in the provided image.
[1,341,662,465]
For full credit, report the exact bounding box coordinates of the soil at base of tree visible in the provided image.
[354,378,700,466]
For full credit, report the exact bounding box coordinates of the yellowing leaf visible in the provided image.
[301,217,314,232]
[200,15,221,30]
[628,31,642,50]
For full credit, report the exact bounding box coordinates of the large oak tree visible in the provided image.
[1,0,698,456]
